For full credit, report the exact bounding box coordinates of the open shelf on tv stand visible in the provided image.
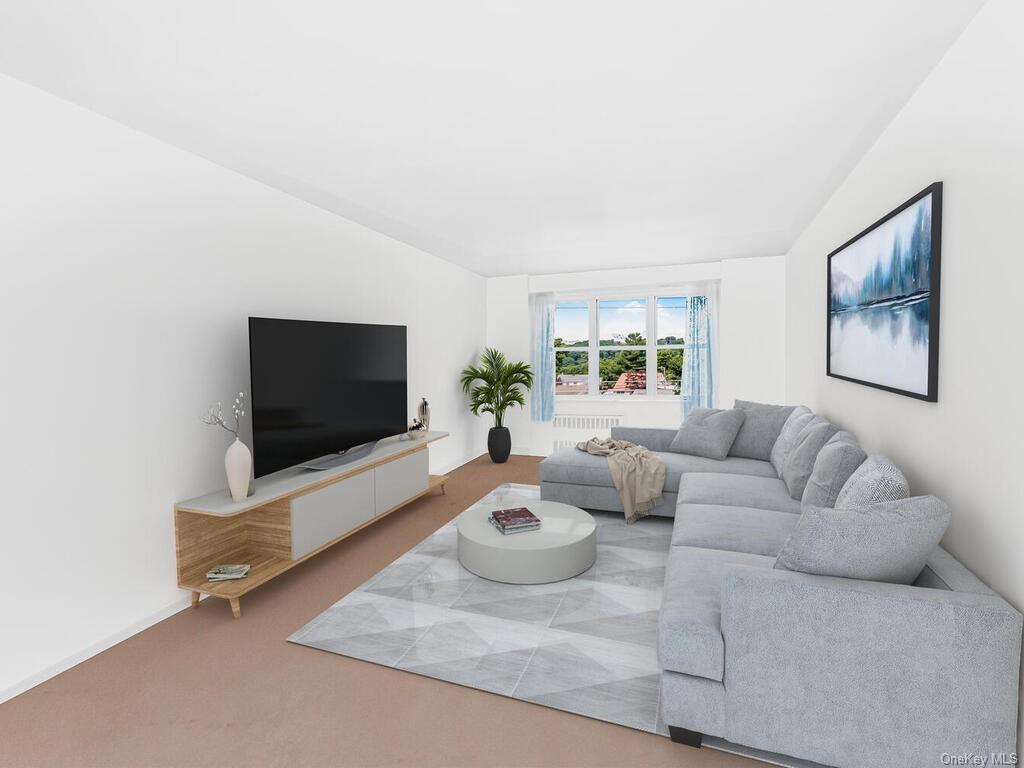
[174,431,448,618]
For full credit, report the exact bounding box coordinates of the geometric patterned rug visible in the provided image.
[289,483,822,768]
[289,483,673,735]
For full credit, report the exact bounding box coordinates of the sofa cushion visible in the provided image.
[729,400,797,461]
[678,472,802,515]
[668,407,746,460]
[541,481,679,517]
[660,452,777,488]
[671,503,799,557]
[609,426,676,452]
[539,446,775,492]
[775,496,951,584]
[801,431,867,508]
[835,454,910,508]
[769,406,813,475]
[659,546,775,680]
[780,417,840,500]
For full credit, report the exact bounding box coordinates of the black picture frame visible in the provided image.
[826,182,942,402]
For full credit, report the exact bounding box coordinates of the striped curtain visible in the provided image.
[530,293,555,422]
[682,295,714,418]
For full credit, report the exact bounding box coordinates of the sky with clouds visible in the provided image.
[555,297,685,345]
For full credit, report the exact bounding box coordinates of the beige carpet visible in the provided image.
[0,454,764,768]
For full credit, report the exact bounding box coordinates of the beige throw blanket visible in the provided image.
[576,438,666,523]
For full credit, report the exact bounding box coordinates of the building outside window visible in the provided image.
[553,294,690,397]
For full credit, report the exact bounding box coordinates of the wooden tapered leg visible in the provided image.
[190,591,200,608]
[229,598,242,619]
[668,726,703,748]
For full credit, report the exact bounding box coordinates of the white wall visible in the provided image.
[484,276,541,454]
[783,0,1024,742]
[486,258,787,454]
[528,262,723,295]
[0,75,486,700]
[718,256,787,407]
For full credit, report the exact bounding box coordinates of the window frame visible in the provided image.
[554,293,686,399]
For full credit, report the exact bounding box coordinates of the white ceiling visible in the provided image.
[0,1,984,277]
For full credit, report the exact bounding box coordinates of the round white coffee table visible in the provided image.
[457,500,597,584]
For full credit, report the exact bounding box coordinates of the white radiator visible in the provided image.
[553,413,624,431]
[552,412,623,451]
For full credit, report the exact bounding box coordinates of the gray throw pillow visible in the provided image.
[835,455,910,508]
[801,431,867,508]
[774,495,951,584]
[668,407,747,460]
[728,400,797,461]
[780,417,840,500]
[769,406,813,475]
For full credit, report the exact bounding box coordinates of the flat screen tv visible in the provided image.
[248,317,408,477]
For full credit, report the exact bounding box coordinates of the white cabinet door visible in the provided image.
[374,449,428,516]
[291,471,374,559]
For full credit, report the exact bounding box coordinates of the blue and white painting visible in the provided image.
[829,189,938,398]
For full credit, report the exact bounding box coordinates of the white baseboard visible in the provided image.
[0,594,198,705]
[1,449,487,707]
[436,448,546,474]
[514,447,550,457]
[433,450,483,477]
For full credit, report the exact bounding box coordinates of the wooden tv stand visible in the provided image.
[174,431,448,618]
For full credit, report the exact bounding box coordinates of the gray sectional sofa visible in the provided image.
[539,406,1022,768]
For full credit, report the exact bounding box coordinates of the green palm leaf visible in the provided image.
[459,347,535,428]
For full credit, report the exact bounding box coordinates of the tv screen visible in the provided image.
[248,317,408,477]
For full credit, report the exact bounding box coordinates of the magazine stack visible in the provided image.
[488,507,541,535]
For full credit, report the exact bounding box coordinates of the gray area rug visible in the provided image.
[289,483,825,768]
[290,483,672,734]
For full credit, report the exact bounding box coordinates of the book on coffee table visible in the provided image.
[489,507,541,534]
[488,516,540,535]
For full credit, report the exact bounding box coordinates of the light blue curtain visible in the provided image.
[682,295,714,418]
[530,293,555,422]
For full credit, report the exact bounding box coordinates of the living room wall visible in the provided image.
[784,0,1023,740]
[0,75,487,701]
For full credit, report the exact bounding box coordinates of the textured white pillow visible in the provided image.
[780,417,840,500]
[769,406,813,475]
[668,407,746,460]
[775,495,950,584]
[801,431,867,508]
[835,455,909,508]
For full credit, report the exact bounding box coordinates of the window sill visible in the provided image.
[555,395,681,404]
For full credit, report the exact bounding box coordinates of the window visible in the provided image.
[554,301,589,396]
[655,296,685,397]
[598,299,646,394]
[554,294,691,397]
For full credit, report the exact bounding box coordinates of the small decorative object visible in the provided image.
[460,348,534,463]
[488,507,542,535]
[202,392,252,502]
[206,564,251,582]
[828,182,942,401]
[417,398,431,431]
[408,417,425,436]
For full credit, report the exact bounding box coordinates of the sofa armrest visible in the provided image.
[720,566,1022,768]
[610,426,677,452]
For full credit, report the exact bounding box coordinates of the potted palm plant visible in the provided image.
[460,348,534,463]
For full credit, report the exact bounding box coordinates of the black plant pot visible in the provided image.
[487,427,512,463]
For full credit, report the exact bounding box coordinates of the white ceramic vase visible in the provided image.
[225,437,252,502]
